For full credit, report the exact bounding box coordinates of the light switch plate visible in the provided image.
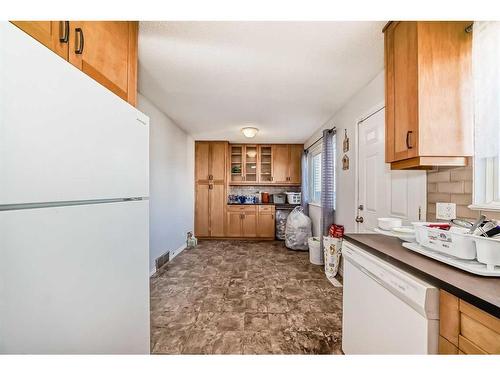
[436,202,456,220]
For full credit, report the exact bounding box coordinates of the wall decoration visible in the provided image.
[343,129,350,153]
[342,154,349,170]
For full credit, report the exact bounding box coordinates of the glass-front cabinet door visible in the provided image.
[230,145,243,183]
[259,145,273,183]
[244,145,258,183]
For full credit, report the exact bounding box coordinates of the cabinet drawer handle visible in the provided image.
[59,21,69,43]
[406,131,413,149]
[74,27,84,54]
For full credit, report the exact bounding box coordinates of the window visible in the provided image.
[472,21,500,210]
[308,133,336,208]
[311,151,322,203]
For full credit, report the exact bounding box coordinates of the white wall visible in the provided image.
[138,94,194,274]
[305,71,385,234]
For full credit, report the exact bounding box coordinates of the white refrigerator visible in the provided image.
[0,22,150,354]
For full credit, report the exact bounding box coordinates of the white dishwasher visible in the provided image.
[342,241,439,354]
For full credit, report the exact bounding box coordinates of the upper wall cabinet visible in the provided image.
[384,21,474,170]
[11,21,138,107]
[229,144,302,185]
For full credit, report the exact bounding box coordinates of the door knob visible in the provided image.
[355,216,364,223]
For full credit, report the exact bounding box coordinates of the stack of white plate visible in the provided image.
[374,217,416,242]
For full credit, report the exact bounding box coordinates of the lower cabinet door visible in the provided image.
[258,213,275,238]
[195,184,209,237]
[226,212,242,237]
[209,184,225,237]
[242,212,257,237]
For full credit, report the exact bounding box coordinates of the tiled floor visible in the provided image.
[150,240,343,354]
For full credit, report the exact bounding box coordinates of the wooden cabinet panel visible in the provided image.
[68,21,137,106]
[194,184,210,237]
[383,21,473,169]
[257,212,275,238]
[392,21,419,160]
[195,141,227,238]
[209,183,226,237]
[195,142,210,182]
[289,144,303,184]
[226,211,242,237]
[273,145,289,183]
[459,335,487,355]
[438,336,458,355]
[460,313,500,354]
[242,211,257,237]
[439,290,460,346]
[439,290,500,355]
[11,21,69,59]
[210,142,227,181]
[417,22,473,157]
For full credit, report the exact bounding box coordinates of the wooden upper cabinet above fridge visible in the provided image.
[11,21,138,107]
[11,21,69,59]
[384,21,474,170]
[69,21,138,106]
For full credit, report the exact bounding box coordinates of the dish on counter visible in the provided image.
[378,217,402,231]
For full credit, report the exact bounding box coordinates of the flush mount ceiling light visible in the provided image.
[241,127,259,138]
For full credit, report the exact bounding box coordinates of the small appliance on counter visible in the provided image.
[272,193,286,204]
[261,192,270,204]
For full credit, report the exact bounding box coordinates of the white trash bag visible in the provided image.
[285,206,312,250]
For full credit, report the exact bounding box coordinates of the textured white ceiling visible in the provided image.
[138,21,385,143]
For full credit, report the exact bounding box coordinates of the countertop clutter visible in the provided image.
[344,233,500,318]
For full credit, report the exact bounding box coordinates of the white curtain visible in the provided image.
[473,21,500,160]
[473,21,500,204]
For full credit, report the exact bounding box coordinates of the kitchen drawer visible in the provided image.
[258,205,275,213]
[458,335,487,354]
[460,312,500,354]
[227,205,257,213]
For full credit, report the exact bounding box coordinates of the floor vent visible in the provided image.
[154,251,170,271]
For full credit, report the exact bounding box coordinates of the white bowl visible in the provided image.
[474,236,500,271]
[378,217,402,231]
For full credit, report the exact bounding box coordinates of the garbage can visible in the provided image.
[308,237,323,265]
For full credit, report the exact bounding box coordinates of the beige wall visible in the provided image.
[427,165,500,222]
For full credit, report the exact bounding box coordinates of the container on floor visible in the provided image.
[308,237,323,265]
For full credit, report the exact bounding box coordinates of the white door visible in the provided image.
[357,108,426,232]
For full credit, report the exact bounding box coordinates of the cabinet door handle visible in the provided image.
[270,176,273,181]
[59,21,69,43]
[208,184,213,190]
[271,214,274,219]
[208,174,213,180]
[74,27,84,54]
[406,131,413,149]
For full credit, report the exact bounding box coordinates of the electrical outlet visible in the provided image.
[436,202,456,220]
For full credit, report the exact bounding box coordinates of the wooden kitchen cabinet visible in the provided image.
[11,21,138,106]
[384,21,473,170]
[272,144,303,184]
[195,141,228,238]
[11,21,69,59]
[257,205,275,238]
[438,290,500,354]
[226,205,274,239]
[68,21,138,106]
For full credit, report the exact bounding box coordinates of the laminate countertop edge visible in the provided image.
[343,233,500,319]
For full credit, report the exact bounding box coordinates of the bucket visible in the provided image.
[308,237,323,265]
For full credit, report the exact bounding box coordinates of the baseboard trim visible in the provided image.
[169,243,187,260]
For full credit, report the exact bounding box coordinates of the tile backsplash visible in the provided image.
[427,165,500,222]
